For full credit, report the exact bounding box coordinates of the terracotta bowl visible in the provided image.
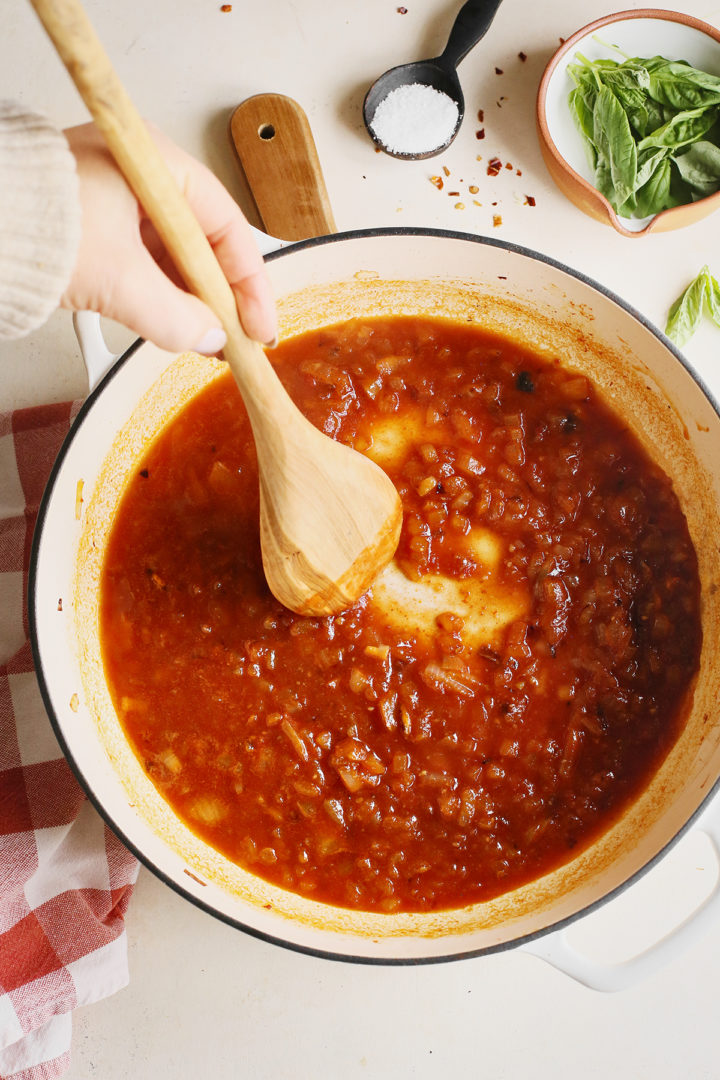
[536,9,720,237]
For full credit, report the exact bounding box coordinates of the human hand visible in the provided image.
[61,122,277,354]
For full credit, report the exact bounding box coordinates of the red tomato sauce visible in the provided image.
[100,317,701,913]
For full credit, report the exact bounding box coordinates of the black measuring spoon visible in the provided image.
[363,0,505,159]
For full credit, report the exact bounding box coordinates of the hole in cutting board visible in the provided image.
[258,124,276,140]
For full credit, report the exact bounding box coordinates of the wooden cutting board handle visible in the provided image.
[230,94,337,241]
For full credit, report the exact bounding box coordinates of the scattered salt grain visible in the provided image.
[369,83,459,155]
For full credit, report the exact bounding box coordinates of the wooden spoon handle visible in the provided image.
[230,95,336,241]
[29,0,287,418]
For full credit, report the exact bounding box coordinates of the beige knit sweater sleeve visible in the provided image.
[0,102,81,340]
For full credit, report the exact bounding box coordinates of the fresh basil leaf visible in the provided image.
[573,54,622,77]
[601,66,651,108]
[674,140,720,197]
[635,157,673,216]
[638,105,719,151]
[567,57,603,93]
[635,145,671,187]
[567,64,600,135]
[649,61,720,110]
[593,155,615,205]
[669,168,698,211]
[665,268,711,346]
[569,87,597,159]
[705,272,720,326]
[624,104,648,138]
[615,192,637,218]
[604,79,650,138]
[618,60,652,89]
[628,55,674,74]
[593,85,637,209]
[628,97,666,139]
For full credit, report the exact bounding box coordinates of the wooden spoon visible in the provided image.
[29,0,402,616]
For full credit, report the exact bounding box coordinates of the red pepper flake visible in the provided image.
[498,275,508,279]
[429,176,444,190]
[487,157,502,176]
[559,37,565,44]
[516,168,523,176]
[397,5,408,11]
[454,202,465,210]
[57,598,63,612]
[493,214,503,227]
[505,162,513,170]
[476,128,485,140]
[519,51,527,62]
[220,4,232,10]
[495,67,504,75]
[478,109,484,122]
[476,155,483,161]
[442,166,451,177]
[525,195,536,206]
[472,199,482,206]
[469,184,479,194]
[448,190,460,196]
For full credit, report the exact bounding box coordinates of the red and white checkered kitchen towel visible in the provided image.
[0,403,139,1080]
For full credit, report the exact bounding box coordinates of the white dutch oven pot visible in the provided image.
[29,229,720,989]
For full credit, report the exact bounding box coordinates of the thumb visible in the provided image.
[107,246,227,355]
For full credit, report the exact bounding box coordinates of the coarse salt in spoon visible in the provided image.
[363,0,505,159]
[30,0,402,616]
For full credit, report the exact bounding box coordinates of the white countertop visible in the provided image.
[4,1,720,1076]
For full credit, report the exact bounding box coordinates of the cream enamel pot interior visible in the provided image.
[29,228,720,985]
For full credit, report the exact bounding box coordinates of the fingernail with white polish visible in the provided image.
[193,327,227,355]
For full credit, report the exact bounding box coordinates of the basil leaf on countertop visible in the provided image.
[705,272,720,325]
[665,266,720,347]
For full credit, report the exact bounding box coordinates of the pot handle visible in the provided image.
[72,310,118,393]
[252,226,287,258]
[520,797,720,992]
[73,226,287,392]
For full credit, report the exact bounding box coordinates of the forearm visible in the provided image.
[0,102,81,340]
